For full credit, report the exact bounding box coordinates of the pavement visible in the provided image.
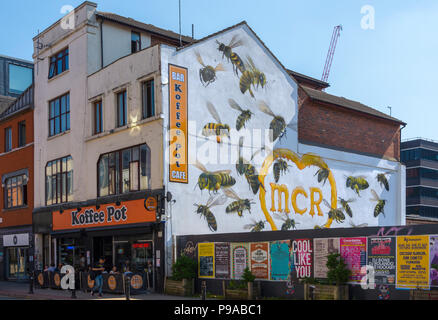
[0,281,202,300]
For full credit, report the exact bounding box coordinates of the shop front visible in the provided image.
[1,231,32,281]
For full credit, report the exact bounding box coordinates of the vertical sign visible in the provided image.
[314,238,340,279]
[430,236,438,287]
[367,237,396,285]
[270,240,291,280]
[231,243,249,279]
[340,237,367,283]
[169,65,188,183]
[290,239,313,280]
[250,243,269,280]
[215,243,230,279]
[198,243,215,278]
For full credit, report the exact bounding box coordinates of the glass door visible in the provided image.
[6,247,29,280]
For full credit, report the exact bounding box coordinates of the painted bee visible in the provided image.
[236,137,263,194]
[273,159,290,183]
[246,56,266,89]
[228,99,253,131]
[323,199,345,224]
[377,172,390,191]
[273,212,299,231]
[258,101,297,142]
[349,221,369,228]
[244,219,266,233]
[370,189,387,218]
[223,188,254,218]
[338,197,355,218]
[196,51,225,87]
[346,176,369,197]
[202,102,230,143]
[216,35,245,76]
[239,56,266,98]
[314,224,328,230]
[194,194,227,232]
[315,168,330,186]
[194,161,236,193]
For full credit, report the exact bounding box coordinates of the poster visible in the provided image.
[430,236,438,287]
[290,239,313,280]
[270,240,291,280]
[215,243,230,279]
[231,243,249,279]
[340,237,367,283]
[198,243,215,278]
[396,235,429,289]
[313,238,340,279]
[367,237,396,285]
[250,243,270,280]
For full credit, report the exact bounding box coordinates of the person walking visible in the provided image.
[91,257,106,297]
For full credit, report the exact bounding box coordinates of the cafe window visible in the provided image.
[94,100,103,135]
[49,93,70,137]
[98,144,150,197]
[48,48,69,79]
[131,32,141,53]
[45,156,73,206]
[141,79,155,119]
[4,127,12,152]
[4,174,28,209]
[117,91,127,128]
[18,121,26,147]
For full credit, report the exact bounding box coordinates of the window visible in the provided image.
[94,101,103,135]
[49,48,69,79]
[49,93,70,137]
[142,79,155,119]
[45,156,73,205]
[131,32,141,53]
[98,144,150,197]
[4,127,12,152]
[8,64,33,94]
[4,174,28,209]
[117,91,127,128]
[18,121,26,147]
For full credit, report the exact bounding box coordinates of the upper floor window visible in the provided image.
[49,48,69,79]
[45,156,73,206]
[142,79,155,119]
[18,121,26,147]
[8,64,33,94]
[94,100,103,135]
[4,174,28,209]
[117,91,127,128]
[131,32,141,53]
[4,127,12,152]
[49,93,70,137]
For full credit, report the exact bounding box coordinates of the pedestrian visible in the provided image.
[91,257,106,297]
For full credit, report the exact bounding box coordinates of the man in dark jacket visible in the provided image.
[91,257,106,297]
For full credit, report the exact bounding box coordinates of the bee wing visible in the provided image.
[205,195,216,207]
[323,199,331,209]
[228,99,244,112]
[273,213,286,222]
[370,189,380,201]
[347,198,356,203]
[194,160,208,173]
[244,224,254,230]
[258,101,275,117]
[214,63,225,72]
[229,35,244,48]
[195,51,205,67]
[211,169,232,175]
[246,56,256,70]
[209,194,228,208]
[223,188,240,201]
[206,102,222,123]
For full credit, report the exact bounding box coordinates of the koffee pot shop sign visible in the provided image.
[52,199,156,231]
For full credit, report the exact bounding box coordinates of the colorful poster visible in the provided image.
[313,238,340,279]
[215,243,230,279]
[340,237,367,283]
[367,237,396,285]
[198,243,215,278]
[290,239,313,280]
[250,243,270,280]
[396,235,429,289]
[430,236,438,286]
[231,243,249,279]
[270,240,291,280]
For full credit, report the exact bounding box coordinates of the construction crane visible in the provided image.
[321,25,343,85]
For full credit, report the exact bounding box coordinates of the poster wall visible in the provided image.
[430,236,438,287]
[198,243,215,278]
[270,240,291,280]
[215,243,230,279]
[313,238,340,279]
[231,243,249,279]
[367,237,396,285]
[396,235,429,289]
[250,243,270,280]
[340,237,367,283]
[290,239,313,280]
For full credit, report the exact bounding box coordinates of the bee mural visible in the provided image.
[323,199,346,224]
[202,102,230,143]
[216,35,245,76]
[246,56,266,89]
[236,137,263,194]
[315,168,330,186]
[239,56,266,98]
[338,197,355,218]
[258,101,297,142]
[377,172,390,192]
[194,194,227,232]
[370,189,387,218]
[244,219,266,232]
[314,224,328,230]
[228,99,253,131]
[273,159,290,183]
[223,188,254,218]
[346,176,369,197]
[196,52,225,87]
[273,212,299,231]
[349,221,369,228]
[194,161,236,194]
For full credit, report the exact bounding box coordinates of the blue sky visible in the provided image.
[1,0,436,141]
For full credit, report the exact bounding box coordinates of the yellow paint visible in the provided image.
[291,187,307,215]
[310,187,323,217]
[270,183,290,213]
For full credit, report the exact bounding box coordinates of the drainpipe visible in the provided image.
[100,18,104,69]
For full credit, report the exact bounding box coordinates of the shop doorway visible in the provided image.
[6,247,29,281]
[93,236,113,269]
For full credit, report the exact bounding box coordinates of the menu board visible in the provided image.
[215,243,230,279]
[367,237,396,285]
[250,243,270,280]
[270,240,291,280]
[314,238,340,279]
[198,243,215,278]
[340,237,367,283]
[396,235,429,289]
[231,243,249,279]
[290,239,313,280]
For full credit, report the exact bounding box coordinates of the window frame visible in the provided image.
[45,155,73,206]
[93,100,103,135]
[4,174,28,209]
[4,127,12,152]
[116,90,127,128]
[48,48,69,79]
[48,92,70,137]
[18,121,26,148]
[141,79,155,120]
[131,31,141,54]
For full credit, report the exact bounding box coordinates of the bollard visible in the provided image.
[28,271,34,294]
[125,275,131,301]
[71,288,77,299]
[201,281,207,300]
[309,285,315,300]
